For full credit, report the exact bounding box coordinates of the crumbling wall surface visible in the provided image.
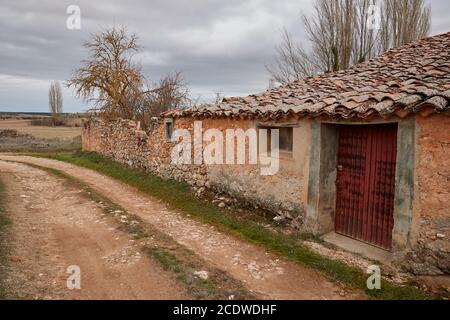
[200,118,311,226]
[82,118,149,169]
[408,114,450,275]
[82,117,206,184]
[82,117,310,227]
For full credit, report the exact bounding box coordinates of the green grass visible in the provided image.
[0,176,11,298]
[39,150,433,300]
[144,246,220,300]
[0,177,9,232]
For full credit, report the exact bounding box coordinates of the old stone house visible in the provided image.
[83,32,450,274]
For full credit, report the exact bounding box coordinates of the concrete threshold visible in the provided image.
[322,232,393,264]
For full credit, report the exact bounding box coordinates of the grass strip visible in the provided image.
[0,175,11,298]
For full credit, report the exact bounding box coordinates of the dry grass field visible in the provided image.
[0,119,82,140]
[0,118,82,152]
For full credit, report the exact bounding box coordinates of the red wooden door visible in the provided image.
[335,124,397,250]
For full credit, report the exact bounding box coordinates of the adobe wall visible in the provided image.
[82,117,311,227]
[201,118,311,226]
[408,114,450,275]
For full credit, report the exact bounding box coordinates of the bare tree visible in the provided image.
[303,0,356,73]
[67,26,143,119]
[135,71,190,129]
[49,80,63,124]
[379,0,431,52]
[266,28,317,84]
[68,26,191,127]
[352,0,379,64]
[268,0,431,84]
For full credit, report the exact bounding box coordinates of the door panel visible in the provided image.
[335,124,397,250]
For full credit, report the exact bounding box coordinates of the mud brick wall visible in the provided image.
[410,114,450,275]
[82,118,310,226]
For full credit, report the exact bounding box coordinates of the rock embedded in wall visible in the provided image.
[402,215,450,275]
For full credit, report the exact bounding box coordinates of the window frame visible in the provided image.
[164,118,174,142]
[257,125,294,157]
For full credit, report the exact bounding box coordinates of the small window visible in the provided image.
[259,126,293,155]
[278,127,293,153]
[165,118,174,142]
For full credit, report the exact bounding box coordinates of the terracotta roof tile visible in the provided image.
[166,32,450,120]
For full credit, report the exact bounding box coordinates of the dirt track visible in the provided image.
[0,155,364,300]
[0,160,186,299]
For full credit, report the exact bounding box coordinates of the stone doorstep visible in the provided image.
[322,232,393,265]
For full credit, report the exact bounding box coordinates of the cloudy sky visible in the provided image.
[0,0,449,113]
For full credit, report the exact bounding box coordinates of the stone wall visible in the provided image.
[82,117,311,227]
[83,117,207,185]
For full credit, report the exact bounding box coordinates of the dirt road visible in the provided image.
[0,155,364,300]
[0,160,186,299]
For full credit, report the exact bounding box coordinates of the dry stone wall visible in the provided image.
[83,118,207,186]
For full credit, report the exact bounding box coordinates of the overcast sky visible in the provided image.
[0,0,449,113]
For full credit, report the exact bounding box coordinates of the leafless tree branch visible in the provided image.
[268,0,431,85]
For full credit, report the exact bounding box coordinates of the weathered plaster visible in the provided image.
[392,119,415,251]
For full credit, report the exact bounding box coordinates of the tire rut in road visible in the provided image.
[0,160,187,299]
